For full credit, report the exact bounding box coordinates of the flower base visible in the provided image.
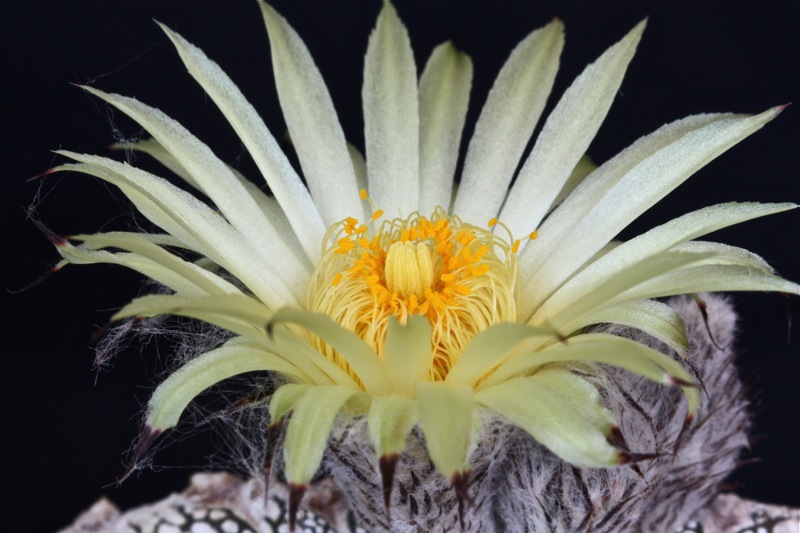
[61,295,799,533]
[320,294,747,532]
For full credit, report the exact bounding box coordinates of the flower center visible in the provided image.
[385,241,434,298]
[308,204,519,381]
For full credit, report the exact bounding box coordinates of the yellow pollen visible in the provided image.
[308,207,519,383]
[529,230,538,240]
[335,237,355,253]
[359,189,369,200]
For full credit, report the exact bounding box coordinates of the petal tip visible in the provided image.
[666,374,699,388]
[287,483,308,532]
[618,450,660,465]
[155,20,175,38]
[549,16,565,30]
[258,0,280,26]
[379,453,400,516]
[627,18,648,43]
[113,424,162,486]
[451,470,473,532]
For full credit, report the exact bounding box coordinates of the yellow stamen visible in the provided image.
[308,207,519,382]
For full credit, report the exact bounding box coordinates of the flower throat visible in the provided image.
[309,200,519,381]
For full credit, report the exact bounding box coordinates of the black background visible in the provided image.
[2,1,798,532]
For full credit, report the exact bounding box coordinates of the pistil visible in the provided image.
[385,241,434,298]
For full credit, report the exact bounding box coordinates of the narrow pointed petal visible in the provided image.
[500,21,646,239]
[76,87,312,300]
[267,308,393,395]
[476,369,620,467]
[418,42,472,214]
[70,231,241,296]
[115,137,248,194]
[363,2,419,217]
[416,381,476,478]
[368,394,417,457]
[445,322,556,387]
[55,239,231,298]
[113,294,354,386]
[537,202,796,322]
[260,2,362,227]
[518,113,732,302]
[146,339,310,431]
[113,138,202,191]
[535,251,714,332]
[454,19,564,224]
[114,293,276,326]
[383,315,432,395]
[157,24,326,263]
[56,154,300,308]
[118,137,311,266]
[76,231,189,251]
[112,293,273,338]
[482,333,700,416]
[615,264,800,303]
[570,299,688,357]
[519,106,784,319]
[267,325,361,388]
[54,158,207,254]
[282,385,361,484]
[673,241,776,271]
[269,383,312,422]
